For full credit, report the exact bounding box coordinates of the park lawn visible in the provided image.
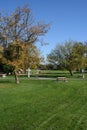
[0,78,87,130]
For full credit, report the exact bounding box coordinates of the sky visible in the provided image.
[0,0,87,59]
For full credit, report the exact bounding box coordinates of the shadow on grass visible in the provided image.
[43,72,69,74]
[31,74,70,78]
[0,79,15,84]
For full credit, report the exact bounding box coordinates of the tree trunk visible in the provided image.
[14,70,19,84]
[69,69,73,76]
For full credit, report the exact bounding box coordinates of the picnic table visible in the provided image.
[0,74,6,78]
[56,77,67,82]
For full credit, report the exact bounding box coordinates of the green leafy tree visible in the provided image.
[47,41,86,76]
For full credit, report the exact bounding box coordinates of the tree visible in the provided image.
[71,42,86,71]
[24,43,42,70]
[47,41,86,76]
[0,5,49,83]
[84,42,87,68]
[1,39,43,83]
[0,5,49,46]
[0,45,3,59]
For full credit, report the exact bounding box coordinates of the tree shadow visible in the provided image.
[0,79,14,84]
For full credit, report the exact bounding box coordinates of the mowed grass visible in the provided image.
[0,78,87,130]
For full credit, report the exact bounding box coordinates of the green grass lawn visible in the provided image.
[0,78,87,130]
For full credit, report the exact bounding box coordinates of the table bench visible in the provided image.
[0,74,6,78]
[56,77,67,82]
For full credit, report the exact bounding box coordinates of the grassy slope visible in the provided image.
[0,79,87,130]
